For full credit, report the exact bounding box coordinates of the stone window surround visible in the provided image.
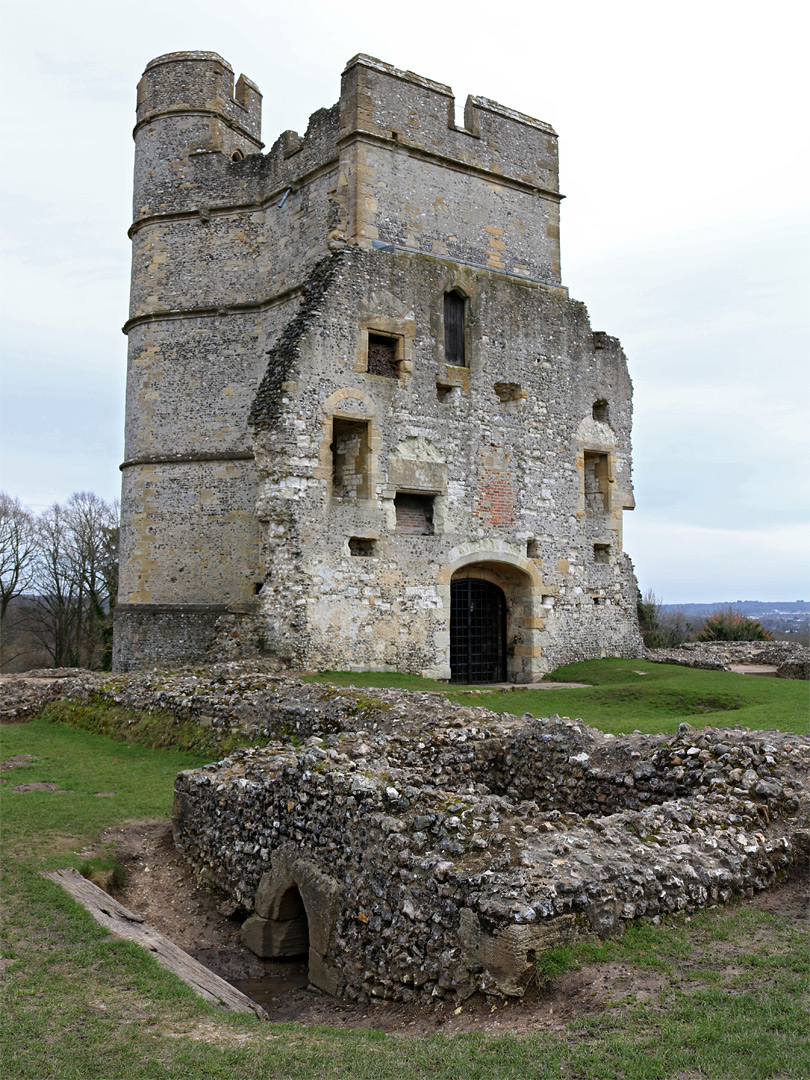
[353,315,414,376]
[575,444,616,519]
[316,388,382,501]
[436,282,471,372]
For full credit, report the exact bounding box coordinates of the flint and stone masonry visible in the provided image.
[164,673,807,1003]
[114,51,644,679]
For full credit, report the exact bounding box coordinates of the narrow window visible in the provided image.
[593,399,609,422]
[583,452,610,515]
[394,493,434,535]
[527,539,542,559]
[367,333,399,378]
[332,418,370,499]
[444,291,466,366]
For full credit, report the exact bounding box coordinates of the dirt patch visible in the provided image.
[1,754,39,770]
[79,820,809,1036]
[11,782,73,793]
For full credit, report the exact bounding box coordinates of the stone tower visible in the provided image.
[114,51,643,678]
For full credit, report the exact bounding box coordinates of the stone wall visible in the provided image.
[154,674,807,1004]
[117,51,643,677]
[648,642,809,679]
[245,244,642,679]
[25,666,807,1000]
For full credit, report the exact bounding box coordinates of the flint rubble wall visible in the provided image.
[648,641,809,679]
[9,666,808,1001]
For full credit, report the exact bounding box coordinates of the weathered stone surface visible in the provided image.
[115,51,643,680]
[240,914,308,957]
[162,673,810,1004]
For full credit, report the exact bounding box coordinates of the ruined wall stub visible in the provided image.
[114,52,644,677]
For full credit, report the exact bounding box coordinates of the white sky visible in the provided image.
[1,0,807,604]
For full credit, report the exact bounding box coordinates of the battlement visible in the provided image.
[136,51,262,146]
[339,54,559,196]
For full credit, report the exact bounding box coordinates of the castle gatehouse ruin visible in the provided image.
[114,51,644,678]
[166,674,809,1003]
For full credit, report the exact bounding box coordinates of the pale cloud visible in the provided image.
[625,519,810,604]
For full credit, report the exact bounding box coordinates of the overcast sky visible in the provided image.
[1,0,807,604]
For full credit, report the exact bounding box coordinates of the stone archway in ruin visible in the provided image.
[240,846,343,995]
[440,550,546,682]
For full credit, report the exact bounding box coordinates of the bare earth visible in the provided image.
[84,820,809,1037]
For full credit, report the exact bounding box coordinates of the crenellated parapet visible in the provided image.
[340,54,559,194]
[338,55,562,282]
[133,52,263,221]
[136,51,262,140]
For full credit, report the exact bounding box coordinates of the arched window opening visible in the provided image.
[444,291,466,366]
[230,149,244,162]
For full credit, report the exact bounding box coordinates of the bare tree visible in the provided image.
[65,492,119,668]
[0,492,36,620]
[637,589,693,648]
[0,493,38,667]
[2,491,119,671]
[27,502,81,667]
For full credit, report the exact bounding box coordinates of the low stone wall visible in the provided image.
[169,678,809,1004]
[647,641,809,679]
[8,665,807,1003]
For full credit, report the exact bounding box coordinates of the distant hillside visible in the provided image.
[661,601,808,616]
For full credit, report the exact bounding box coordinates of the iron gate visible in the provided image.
[450,578,507,683]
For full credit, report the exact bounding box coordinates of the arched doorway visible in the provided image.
[450,578,507,683]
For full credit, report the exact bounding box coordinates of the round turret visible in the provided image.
[133,51,262,221]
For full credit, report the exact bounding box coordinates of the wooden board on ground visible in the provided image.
[43,867,267,1018]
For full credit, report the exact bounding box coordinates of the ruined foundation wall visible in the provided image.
[162,674,809,1003]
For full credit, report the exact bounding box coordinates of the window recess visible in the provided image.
[444,291,466,366]
[394,493,435,535]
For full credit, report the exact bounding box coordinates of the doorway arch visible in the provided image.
[450,578,507,683]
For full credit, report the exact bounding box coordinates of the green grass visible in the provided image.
[536,902,810,1080]
[304,659,810,735]
[2,714,808,1078]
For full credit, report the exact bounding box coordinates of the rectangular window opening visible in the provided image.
[583,452,609,515]
[367,333,400,378]
[348,537,378,557]
[394,493,435,535]
[593,543,610,564]
[332,417,371,499]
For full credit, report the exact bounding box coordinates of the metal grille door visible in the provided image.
[450,579,506,683]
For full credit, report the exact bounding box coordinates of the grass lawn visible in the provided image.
[304,659,810,736]
[0,693,807,1078]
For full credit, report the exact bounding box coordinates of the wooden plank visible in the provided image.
[43,868,267,1018]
